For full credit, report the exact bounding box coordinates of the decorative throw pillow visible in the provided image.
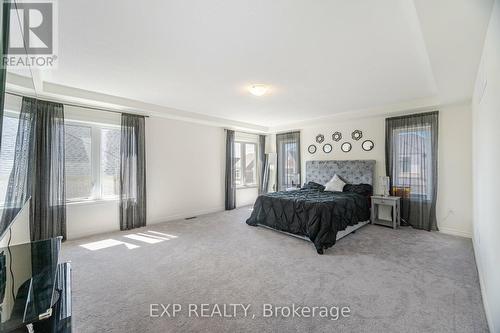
[324,174,346,192]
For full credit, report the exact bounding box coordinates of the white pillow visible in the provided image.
[324,174,346,192]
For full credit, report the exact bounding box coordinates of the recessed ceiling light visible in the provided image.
[249,84,269,96]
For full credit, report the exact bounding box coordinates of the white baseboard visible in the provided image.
[472,237,494,333]
[148,206,225,225]
[438,226,472,238]
[67,206,226,240]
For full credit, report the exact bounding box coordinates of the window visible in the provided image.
[400,155,411,173]
[65,121,121,202]
[234,142,257,187]
[0,114,121,204]
[283,142,299,186]
[0,114,19,205]
[65,124,93,200]
[392,126,432,198]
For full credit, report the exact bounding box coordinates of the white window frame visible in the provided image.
[65,119,120,203]
[234,141,258,189]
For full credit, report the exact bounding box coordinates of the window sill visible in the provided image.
[236,185,258,190]
[66,198,119,206]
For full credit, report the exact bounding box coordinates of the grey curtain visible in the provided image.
[32,99,66,241]
[225,129,236,210]
[1,97,66,241]
[276,131,301,191]
[385,111,439,231]
[120,113,147,230]
[258,135,269,195]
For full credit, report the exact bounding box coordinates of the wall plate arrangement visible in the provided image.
[332,131,342,141]
[323,143,332,153]
[316,134,325,143]
[341,142,352,153]
[361,140,374,151]
[308,144,317,154]
[352,130,363,141]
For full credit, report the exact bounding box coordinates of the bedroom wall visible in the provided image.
[67,115,225,239]
[299,102,473,237]
[300,117,385,190]
[472,1,499,331]
[146,117,225,223]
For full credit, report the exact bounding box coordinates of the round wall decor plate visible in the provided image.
[323,143,332,153]
[362,140,374,151]
[308,144,317,154]
[352,130,363,141]
[341,142,352,153]
[332,132,342,141]
[316,134,325,143]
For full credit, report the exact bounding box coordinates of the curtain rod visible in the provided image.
[5,91,150,118]
[385,110,438,121]
[225,128,267,136]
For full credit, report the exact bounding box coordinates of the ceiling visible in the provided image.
[10,0,495,130]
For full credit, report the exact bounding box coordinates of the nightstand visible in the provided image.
[371,196,401,229]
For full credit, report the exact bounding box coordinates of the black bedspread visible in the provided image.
[246,188,370,252]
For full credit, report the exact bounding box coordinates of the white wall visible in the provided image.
[146,117,225,223]
[66,116,225,239]
[300,117,385,191]
[236,187,258,207]
[0,200,32,321]
[472,1,500,331]
[0,199,31,247]
[67,200,119,239]
[437,104,473,237]
[299,103,473,237]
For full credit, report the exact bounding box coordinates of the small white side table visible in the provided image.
[371,196,401,229]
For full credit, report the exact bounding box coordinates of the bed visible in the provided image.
[246,160,375,254]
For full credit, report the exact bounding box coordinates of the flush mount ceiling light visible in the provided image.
[249,84,269,96]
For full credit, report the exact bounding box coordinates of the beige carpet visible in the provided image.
[61,207,488,332]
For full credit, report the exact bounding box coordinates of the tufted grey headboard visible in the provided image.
[305,160,376,185]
